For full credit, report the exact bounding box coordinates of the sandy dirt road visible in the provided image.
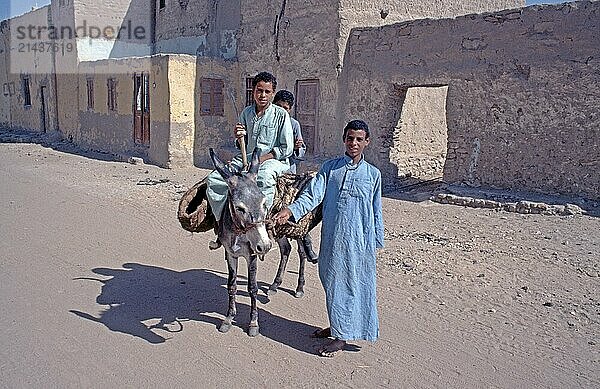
[1,131,598,388]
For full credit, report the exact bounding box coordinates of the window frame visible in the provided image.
[244,77,253,107]
[200,78,224,116]
[107,77,117,112]
[22,76,32,107]
[86,78,94,110]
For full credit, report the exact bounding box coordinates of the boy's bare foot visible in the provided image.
[318,339,346,357]
[208,239,222,250]
[310,327,331,338]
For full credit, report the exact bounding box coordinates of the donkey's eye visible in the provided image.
[236,206,247,214]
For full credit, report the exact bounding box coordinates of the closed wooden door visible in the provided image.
[133,73,150,145]
[40,85,48,133]
[295,79,319,154]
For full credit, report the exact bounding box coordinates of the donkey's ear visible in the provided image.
[247,148,261,177]
[209,148,232,180]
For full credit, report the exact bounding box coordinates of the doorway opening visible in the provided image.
[133,73,150,145]
[40,85,49,133]
[390,85,449,180]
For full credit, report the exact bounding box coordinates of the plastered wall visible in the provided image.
[0,6,59,132]
[341,1,600,199]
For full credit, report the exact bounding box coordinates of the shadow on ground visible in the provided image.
[70,262,323,354]
[0,128,128,162]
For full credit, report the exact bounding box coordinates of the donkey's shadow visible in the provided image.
[70,262,322,354]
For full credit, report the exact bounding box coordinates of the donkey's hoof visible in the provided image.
[294,290,305,298]
[248,326,260,337]
[267,286,278,295]
[219,321,232,333]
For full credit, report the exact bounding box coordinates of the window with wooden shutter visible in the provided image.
[22,76,31,107]
[200,78,224,116]
[86,78,94,110]
[107,78,117,111]
[245,77,254,107]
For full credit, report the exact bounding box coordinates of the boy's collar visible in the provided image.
[254,102,272,117]
[344,153,364,166]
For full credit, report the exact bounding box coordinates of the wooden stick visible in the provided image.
[239,135,248,170]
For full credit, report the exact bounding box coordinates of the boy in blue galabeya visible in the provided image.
[275,119,384,357]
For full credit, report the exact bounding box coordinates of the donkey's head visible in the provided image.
[209,148,272,256]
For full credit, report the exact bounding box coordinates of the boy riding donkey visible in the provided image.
[205,72,292,250]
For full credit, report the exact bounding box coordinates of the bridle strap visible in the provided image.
[227,196,263,235]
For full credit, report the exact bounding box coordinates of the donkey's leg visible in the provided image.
[247,255,260,337]
[302,233,319,264]
[294,238,307,298]
[268,237,292,295]
[219,253,238,333]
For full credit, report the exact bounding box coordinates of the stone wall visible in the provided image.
[341,1,600,199]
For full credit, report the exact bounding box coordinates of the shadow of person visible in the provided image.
[70,262,322,353]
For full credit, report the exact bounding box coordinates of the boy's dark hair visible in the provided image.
[343,120,370,140]
[252,71,277,90]
[273,90,294,107]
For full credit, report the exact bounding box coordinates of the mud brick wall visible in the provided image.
[341,1,600,199]
[154,0,241,59]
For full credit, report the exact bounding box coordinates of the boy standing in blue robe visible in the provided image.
[275,120,384,357]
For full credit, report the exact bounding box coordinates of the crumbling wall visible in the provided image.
[341,1,600,199]
[155,0,241,59]
[337,0,525,67]
[331,0,525,155]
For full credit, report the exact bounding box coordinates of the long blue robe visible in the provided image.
[288,155,384,341]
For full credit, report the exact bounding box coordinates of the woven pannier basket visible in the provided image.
[269,172,323,240]
[177,172,322,237]
[177,176,216,233]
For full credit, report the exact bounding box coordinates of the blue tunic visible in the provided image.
[288,155,384,341]
[206,103,293,220]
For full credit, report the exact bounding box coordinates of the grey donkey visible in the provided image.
[209,147,272,337]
